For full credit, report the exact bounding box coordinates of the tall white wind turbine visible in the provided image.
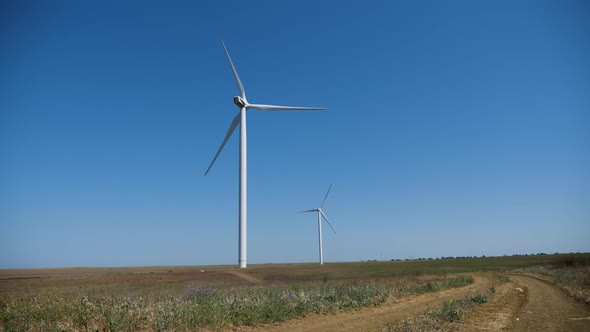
[298,185,336,265]
[205,41,326,268]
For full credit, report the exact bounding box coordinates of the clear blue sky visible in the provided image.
[1,1,588,268]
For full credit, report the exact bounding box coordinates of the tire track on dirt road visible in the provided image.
[511,274,590,331]
[455,274,590,331]
[248,274,497,332]
[453,277,527,331]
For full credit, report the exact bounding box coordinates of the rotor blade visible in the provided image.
[319,210,336,234]
[297,209,317,213]
[248,104,326,111]
[221,41,246,99]
[320,184,332,209]
[204,113,241,176]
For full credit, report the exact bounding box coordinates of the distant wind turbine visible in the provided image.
[205,41,326,268]
[298,185,336,265]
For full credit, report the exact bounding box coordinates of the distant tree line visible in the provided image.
[361,252,584,262]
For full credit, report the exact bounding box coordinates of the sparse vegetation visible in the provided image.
[382,290,493,331]
[402,276,473,296]
[0,276,472,331]
[515,255,590,303]
[2,253,589,331]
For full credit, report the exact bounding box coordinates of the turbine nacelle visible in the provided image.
[297,185,335,234]
[233,96,248,108]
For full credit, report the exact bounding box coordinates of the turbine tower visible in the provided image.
[205,41,326,268]
[299,185,336,265]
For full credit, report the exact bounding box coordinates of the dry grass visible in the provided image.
[0,262,480,331]
[1,254,588,331]
[3,253,587,295]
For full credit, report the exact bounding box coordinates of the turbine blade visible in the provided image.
[204,113,241,176]
[320,210,336,234]
[221,41,246,99]
[248,103,327,111]
[320,184,332,209]
[297,209,317,213]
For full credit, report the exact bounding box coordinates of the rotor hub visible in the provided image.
[233,96,247,108]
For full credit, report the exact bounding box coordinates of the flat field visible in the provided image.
[1,253,589,331]
[2,253,587,294]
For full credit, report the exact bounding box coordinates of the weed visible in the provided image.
[469,293,489,304]
[403,275,473,296]
[384,290,492,331]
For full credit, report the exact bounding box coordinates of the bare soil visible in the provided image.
[456,274,590,331]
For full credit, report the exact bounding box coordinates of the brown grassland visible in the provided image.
[3,253,587,293]
[1,253,589,331]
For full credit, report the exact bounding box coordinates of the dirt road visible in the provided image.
[511,274,590,331]
[247,274,496,332]
[456,274,590,331]
[247,273,590,331]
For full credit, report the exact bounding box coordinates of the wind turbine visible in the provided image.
[298,185,336,265]
[205,41,326,268]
